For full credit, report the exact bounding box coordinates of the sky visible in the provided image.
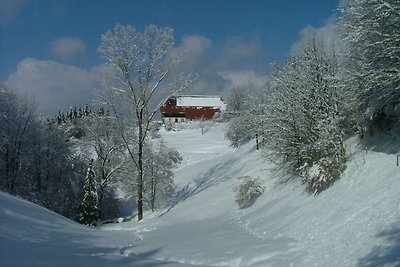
[0,0,340,116]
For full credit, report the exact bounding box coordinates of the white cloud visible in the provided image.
[180,35,212,69]
[6,58,106,116]
[0,0,31,25]
[178,34,264,72]
[174,35,267,97]
[290,15,340,57]
[49,37,87,64]
[218,70,268,91]
[216,36,264,71]
[5,34,268,116]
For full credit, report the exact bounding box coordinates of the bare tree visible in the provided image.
[259,38,346,194]
[86,115,128,219]
[226,87,250,112]
[0,86,37,193]
[0,85,82,219]
[98,24,196,221]
[338,0,400,126]
[144,140,181,212]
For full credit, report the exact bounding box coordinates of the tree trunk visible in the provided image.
[99,185,105,220]
[137,111,144,221]
[150,159,156,212]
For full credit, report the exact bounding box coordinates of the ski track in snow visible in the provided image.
[1,123,400,266]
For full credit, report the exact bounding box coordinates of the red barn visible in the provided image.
[160,95,226,123]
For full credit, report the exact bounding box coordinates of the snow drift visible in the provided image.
[1,123,400,266]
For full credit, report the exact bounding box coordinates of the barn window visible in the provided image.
[166,97,177,106]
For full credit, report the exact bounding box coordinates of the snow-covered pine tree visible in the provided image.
[80,159,99,225]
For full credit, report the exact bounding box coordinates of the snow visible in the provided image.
[1,123,400,266]
[176,95,227,111]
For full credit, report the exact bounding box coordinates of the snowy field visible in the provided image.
[1,123,400,266]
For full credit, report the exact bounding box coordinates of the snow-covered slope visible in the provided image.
[1,123,400,266]
[0,191,196,266]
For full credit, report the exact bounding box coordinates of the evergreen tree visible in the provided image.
[80,160,99,225]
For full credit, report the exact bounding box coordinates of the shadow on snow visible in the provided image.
[357,221,400,267]
[159,158,238,217]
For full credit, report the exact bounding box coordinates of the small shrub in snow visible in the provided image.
[301,155,346,195]
[234,176,265,209]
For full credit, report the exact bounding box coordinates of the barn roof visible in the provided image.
[175,95,226,110]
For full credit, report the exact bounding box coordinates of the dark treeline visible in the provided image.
[0,87,181,224]
[48,105,109,125]
[0,87,85,219]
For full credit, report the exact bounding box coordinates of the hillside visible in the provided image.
[1,123,400,266]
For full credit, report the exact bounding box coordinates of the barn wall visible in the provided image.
[160,105,220,121]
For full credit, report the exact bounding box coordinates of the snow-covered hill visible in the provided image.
[1,123,400,266]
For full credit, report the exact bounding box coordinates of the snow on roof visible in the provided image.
[175,95,227,110]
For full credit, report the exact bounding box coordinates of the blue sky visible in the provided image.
[0,0,340,115]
